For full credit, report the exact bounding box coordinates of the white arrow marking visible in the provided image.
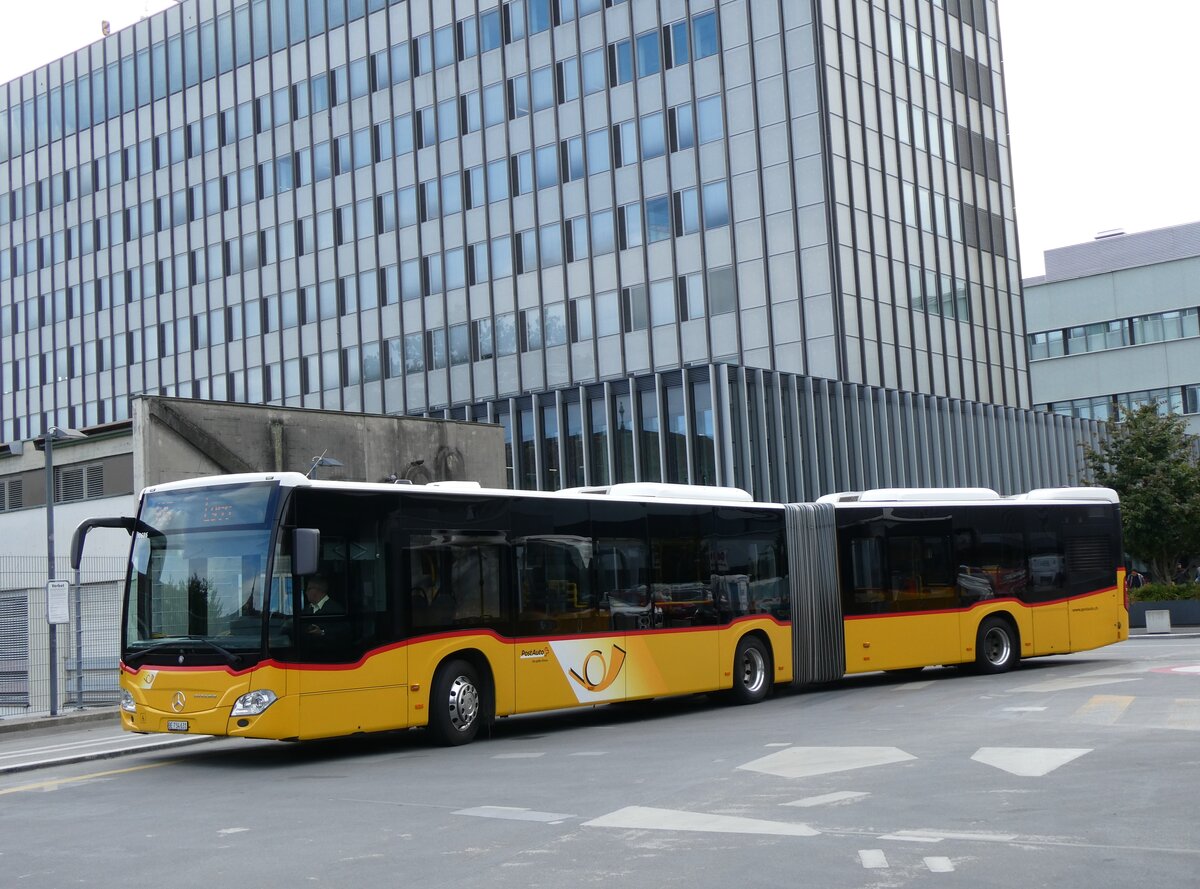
[925,856,955,872]
[971,747,1091,777]
[583,806,819,837]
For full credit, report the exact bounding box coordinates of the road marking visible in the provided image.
[583,806,819,837]
[885,829,1017,843]
[567,751,607,757]
[217,828,250,835]
[764,742,791,747]
[0,760,179,796]
[971,747,1091,777]
[1002,706,1047,712]
[1071,694,1135,725]
[879,833,941,843]
[491,752,545,759]
[858,849,888,868]
[455,806,574,823]
[1168,699,1200,730]
[1011,677,1140,693]
[783,791,869,808]
[740,746,916,779]
[924,856,955,872]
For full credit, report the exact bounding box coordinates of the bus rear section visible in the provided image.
[827,487,1126,675]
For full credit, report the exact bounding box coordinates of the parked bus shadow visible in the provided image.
[175,693,752,770]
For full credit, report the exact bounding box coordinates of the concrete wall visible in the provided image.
[132,396,507,491]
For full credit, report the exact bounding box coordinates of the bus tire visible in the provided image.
[974,617,1019,674]
[428,659,484,746]
[731,636,771,705]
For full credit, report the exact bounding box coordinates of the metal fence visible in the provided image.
[0,556,126,719]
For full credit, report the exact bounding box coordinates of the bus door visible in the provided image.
[630,506,720,697]
[514,534,628,712]
[883,531,960,668]
[1064,524,1124,650]
[286,495,408,739]
[1024,540,1070,655]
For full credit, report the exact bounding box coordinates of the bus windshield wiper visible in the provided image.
[124,636,244,667]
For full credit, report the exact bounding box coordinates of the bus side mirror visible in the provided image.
[293,528,321,576]
[70,516,137,571]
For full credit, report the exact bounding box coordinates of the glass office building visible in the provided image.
[0,0,1084,497]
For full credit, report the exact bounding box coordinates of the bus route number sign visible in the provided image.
[200,499,237,525]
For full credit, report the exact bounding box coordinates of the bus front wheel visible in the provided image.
[428,659,484,746]
[731,636,771,704]
[974,617,1019,674]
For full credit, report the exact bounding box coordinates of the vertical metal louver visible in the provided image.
[54,463,104,503]
[0,594,30,706]
[86,464,105,499]
[55,465,86,502]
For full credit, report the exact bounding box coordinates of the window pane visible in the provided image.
[640,112,665,160]
[692,11,719,59]
[636,31,661,77]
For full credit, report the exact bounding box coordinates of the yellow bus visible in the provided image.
[71,475,1126,745]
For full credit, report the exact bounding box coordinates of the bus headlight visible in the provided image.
[120,689,136,713]
[231,689,278,716]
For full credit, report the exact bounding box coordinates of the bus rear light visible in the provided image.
[231,689,278,716]
[120,689,136,713]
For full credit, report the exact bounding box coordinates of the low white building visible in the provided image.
[1024,221,1200,433]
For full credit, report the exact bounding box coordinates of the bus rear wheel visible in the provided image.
[974,617,1019,674]
[731,636,771,704]
[428,659,484,746]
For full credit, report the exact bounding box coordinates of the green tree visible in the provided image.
[1085,403,1200,583]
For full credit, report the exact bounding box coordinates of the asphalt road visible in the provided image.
[2,636,1198,889]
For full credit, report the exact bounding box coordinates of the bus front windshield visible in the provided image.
[124,482,282,662]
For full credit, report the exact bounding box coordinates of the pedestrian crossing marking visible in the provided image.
[858,849,888,868]
[739,746,916,779]
[783,791,869,808]
[1011,677,1140,694]
[583,806,819,837]
[1167,698,1200,730]
[1071,694,1134,725]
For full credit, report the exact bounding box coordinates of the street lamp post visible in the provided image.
[307,451,344,479]
[42,426,87,716]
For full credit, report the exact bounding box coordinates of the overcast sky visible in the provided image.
[0,0,1196,278]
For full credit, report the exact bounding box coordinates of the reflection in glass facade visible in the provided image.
[450,363,1100,500]
[0,0,1066,494]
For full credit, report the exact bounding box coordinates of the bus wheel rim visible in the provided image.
[742,647,766,694]
[447,675,480,731]
[984,628,1010,664]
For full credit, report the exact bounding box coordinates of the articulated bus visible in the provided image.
[71,474,1127,745]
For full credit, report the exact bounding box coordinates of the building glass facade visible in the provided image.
[0,0,1054,497]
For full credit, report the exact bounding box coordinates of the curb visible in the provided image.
[0,734,214,777]
[0,709,119,736]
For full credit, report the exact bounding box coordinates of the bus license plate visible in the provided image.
[167,720,189,732]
